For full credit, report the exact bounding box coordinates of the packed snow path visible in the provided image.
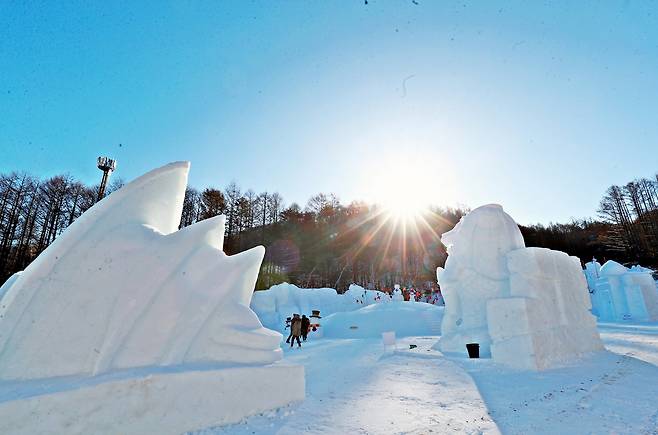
[198,337,498,435]
[196,323,658,435]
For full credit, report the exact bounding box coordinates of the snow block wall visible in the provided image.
[586,260,658,322]
[322,302,443,338]
[488,248,603,370]
[251,282,390,332]
[436,204,603,370]
[0,162,304,434]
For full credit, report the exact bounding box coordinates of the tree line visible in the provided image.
[179,185,464,290]
[0,172,123,283]
[519,173,658,269]
[596,175,658,263]
[1,169,657,289]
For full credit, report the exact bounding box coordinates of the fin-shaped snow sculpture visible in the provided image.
[436,204,603,370]
[0,162,282,380]
[0,162,305,435]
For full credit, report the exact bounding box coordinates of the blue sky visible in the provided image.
[2,1,658,224]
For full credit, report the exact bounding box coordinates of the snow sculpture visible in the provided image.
[436,204,603,370]
[322,302,444,338]
[583,258,602,294]
[437,204,524,356]
[586,260,658,322]
[392,284,404,301]
[309,310,323,338]
[0,162,304,434]
[250,282,389,332]
[487,247,603,370]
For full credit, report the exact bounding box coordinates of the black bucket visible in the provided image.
[466,343,480,359]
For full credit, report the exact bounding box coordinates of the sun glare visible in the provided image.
[368,156,437,222]
[380,185,429,221]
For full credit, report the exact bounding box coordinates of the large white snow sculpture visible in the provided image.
[0,162,304,434]
[437,204,524,356]
[436,204,603,370]
[585,260,658,322]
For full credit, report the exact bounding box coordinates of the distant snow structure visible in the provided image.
[583,257,602,293]
[585,260,658,322]
[436,204,603,370]
[251,282,389,332]
[0,162,303,434]
[322,302,443,338]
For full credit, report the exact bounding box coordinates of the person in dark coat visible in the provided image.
[284,316,293,344]
[290,314,302,348]
[301,315,310,341]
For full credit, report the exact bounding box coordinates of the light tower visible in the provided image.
[96,156,117,201]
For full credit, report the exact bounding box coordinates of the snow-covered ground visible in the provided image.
[195,322,658,435]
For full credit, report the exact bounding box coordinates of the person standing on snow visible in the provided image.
[285,316,293,344]
[290,314,302,348]
[301,315,311,341]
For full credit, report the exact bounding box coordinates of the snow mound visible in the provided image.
[0,162,303,434]
[437,204,602,370]
[251,282,390,332]
[322,302,443,338]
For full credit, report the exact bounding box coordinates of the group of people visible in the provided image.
[355,286,444,305]
[284,314,310,348]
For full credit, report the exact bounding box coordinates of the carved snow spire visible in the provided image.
[0,162,280,381]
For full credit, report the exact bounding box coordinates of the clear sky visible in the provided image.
[2,1,658,225]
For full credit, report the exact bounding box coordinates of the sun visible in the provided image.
[366,155,437,222]
[379,182,430,221]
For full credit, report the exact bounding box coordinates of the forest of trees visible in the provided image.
[178,185,464,290]
[2,170,657,290]
[0,172,123,284]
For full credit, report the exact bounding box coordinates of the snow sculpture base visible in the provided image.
[0,364,304,435]
[487,298,601,370]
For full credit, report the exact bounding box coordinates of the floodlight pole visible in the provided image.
[97,156,117,202]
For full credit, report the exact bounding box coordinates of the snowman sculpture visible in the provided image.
[309,310,323,338]
[392,284,404,301]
